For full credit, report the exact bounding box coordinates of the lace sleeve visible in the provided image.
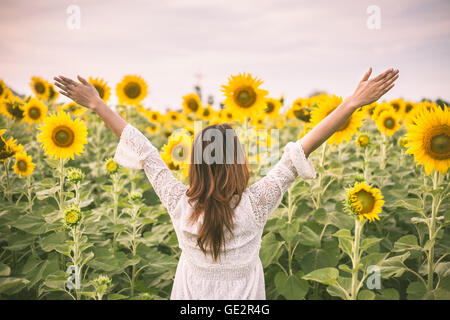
[247,139,317,227]
[113,123,187,216]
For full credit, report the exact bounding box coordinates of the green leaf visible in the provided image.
[302,267,339,285]
[40,231,67,252]
[0,277,29,295]
[380,252,411,278]
[338,264,353,274]
[358,289,376,300]
[279,220,300,244]
[361,237,382,252]
[274,271,309,300]
[376,288,400,300]
[392,198,423,213]
[298,225,320,247]
[11,212,48,235]
[407,281,427,300]
[260,232,283,268]
[0,263,11,276]
[393,235,421,252]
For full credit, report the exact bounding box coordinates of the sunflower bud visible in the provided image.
[129,191,142,202]
[64,205,82,226]
[66,167,84,184]
[354,174,365,182]
[104,158,118,174]
[398,137,409,149]
[356,134,370,148]
[91,275,111,299]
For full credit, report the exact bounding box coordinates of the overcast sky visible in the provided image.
[1,0,449,111]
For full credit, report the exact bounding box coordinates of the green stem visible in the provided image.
[363,147,369,182]
[59,158,65,211]
[380,134,387,170]
[315,143,327,209]
[351,219,362,300]
[427,171,439,291]
[4,160,11,202]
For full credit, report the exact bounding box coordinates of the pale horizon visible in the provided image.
[1,0,449,111]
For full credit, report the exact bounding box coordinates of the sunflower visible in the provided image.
[46,81,59,102]
[250,114,267,129]
[0,131,16,162]
[375,109,401,136]
[345,181,384,222]
[371,102,394,120]
[182,93,202,114]
[286,98,311,122]
[221,73,268,119]
[390,99,404,115]
[0,95,24,121]
[116,75,148,106]
[104,158,118,174]
[146,110,163,123]
[0,79,7,99]
[30,76,49,100]
[161,130,193,168]
[62,102,86,117]
[199,104,214,121]
[145,124,161,135]
[89,77,111,103]
[64,205,82,226]
[404,107,450,175]
[21,98,48,124]
[13,152,35,178]
[403,101,415,115]
[263,98,282,118]
[310,95,365,145]
[405,101,439,127]
[66,167,84,183]
[165,110,183,126]
[356,133,370,148]
[37,111,88,160]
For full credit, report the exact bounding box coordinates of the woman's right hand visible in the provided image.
[54,75,102,110]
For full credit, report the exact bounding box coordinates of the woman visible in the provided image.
[54,67,399,299]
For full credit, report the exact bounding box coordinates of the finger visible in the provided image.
[54,81,70,91]
[361,67,372,82]
[381,69,399,83]
[54,77,69,88]
[381,74,399,89]
[373,68,394,82]
[77,75,89,85]
[58,90,71,98]
[382,83,395,95]
[59,75,78,86]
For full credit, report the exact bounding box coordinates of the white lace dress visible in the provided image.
[114,123,317,300]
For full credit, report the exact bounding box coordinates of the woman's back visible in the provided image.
[114,122,316,299]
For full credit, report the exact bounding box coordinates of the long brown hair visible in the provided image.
[186,123,250,261]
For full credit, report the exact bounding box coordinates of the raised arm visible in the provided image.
[54,75,127,138]
[54,75,187,216]
[300,67,399,158]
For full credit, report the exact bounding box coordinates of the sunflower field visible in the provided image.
[0,74,448,300]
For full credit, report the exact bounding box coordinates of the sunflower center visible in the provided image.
[234,87,256,109]
[35,82,45,94]
[203,109,210,117]
[187,99,199,112]
[355,190,375,214]
[0,85,3,96]
[152,114,157,120]
[265,102,274,114]
[94,85,105,99]
[171,115,177,120]
[405,104,413,113]
[429,132,449,159]
[227,112,233,119]
[28,106,41,119]
[293,109,310,122]
[124,82,141,99]
[52,126,75,148]
[392,103,400,111]
[384,117,395,129]
[17,159,27,172]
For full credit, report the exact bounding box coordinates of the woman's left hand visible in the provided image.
[349,67,399,109]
